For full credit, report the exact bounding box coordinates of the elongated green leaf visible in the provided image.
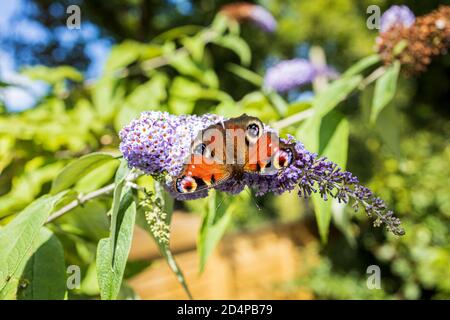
[110,160,131,265]
[96,194,136,300]
[226,63,263,86]
[371,61,400,123]
[314,75,362,117]
[343,54,381,77]
[22,65,83,84]
[297,75,360,152]
[182,34,206,62]
[198,190,234,273]
[212,34,251,66]
[311,113,349,243]
[0,192,67,299]
[268,91,288,116]
[51,153,117,194]
[104,40,141,72]
[376,105,401,158]
[17,227,66,300]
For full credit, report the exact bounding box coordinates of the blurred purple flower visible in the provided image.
[119,111,404,235]
[263,59,337,93]
[380,5,415,33]
[248,5,277,32]
[220,2,277,33]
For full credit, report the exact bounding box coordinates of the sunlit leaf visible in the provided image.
[17,227,66,300]
[343,54,380,77]
[314,75,362,117]
[198,190,234,273]
[212,34,251,66]
[308,113,349,243]
[96,201,135,300]
[96,171,136,300]
[22,65,83,84]
[110,160,131,263]
[370,61,400,124]
[0,192,67,299]
[51,152,118,194]
[226,63,263,86]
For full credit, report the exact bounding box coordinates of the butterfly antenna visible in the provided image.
[245,187,262,211]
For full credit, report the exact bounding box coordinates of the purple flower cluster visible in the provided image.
[119,111,404,236]
[248,5,277,33]
[380,5,415,33]
[263,59,336,93]
[119,111,223,177]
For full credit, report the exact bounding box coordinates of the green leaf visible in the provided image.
[297,75,360,152]
[51,152,118,194]
[104,41,142,72]
[96,192,136,300]
[110,160,131,264]
[182,34,206,62]
[57,199,110,242]
[92,76,125,122]
[0,192,67,299]
[169,53,219,88]
[17,228,66,300]
[309,113,349,243]
[211,13,230,34]
[296,115,321,153]
[153,25,203,43]
[238,91,278,122]
[376,104,401,159]
[212,34,251,66]
[370,61,400,124]
[226,63,263,86]
[22,65,83,84]
[267,91,288,116]
[0,161,65,219]
[114,74,167,131]
[314,75,362,117]
[198,190,234,273]
[169,77,233,106]
[343,54,380,77]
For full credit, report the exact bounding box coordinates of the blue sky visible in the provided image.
[0,0,111,111]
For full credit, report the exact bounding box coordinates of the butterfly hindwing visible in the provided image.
[173,155,232,194]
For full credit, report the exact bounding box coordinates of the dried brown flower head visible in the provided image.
[377,5,450,75]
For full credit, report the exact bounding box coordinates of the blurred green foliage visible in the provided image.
[0,1,448,300]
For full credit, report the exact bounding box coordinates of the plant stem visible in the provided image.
[359,66,386,89]
[272,109,314,130]
[46,183,116,223]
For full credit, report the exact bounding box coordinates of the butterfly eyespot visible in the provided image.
[273,149,293,169]
[176,176,198,193]
[245,121,263,144]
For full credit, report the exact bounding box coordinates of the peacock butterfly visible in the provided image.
[173,114,296,194]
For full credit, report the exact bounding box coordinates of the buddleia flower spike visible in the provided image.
[120,111,404,236]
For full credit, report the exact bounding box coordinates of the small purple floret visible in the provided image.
[380,5,415,33]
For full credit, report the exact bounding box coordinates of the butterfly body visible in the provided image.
[173,114,296,194]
